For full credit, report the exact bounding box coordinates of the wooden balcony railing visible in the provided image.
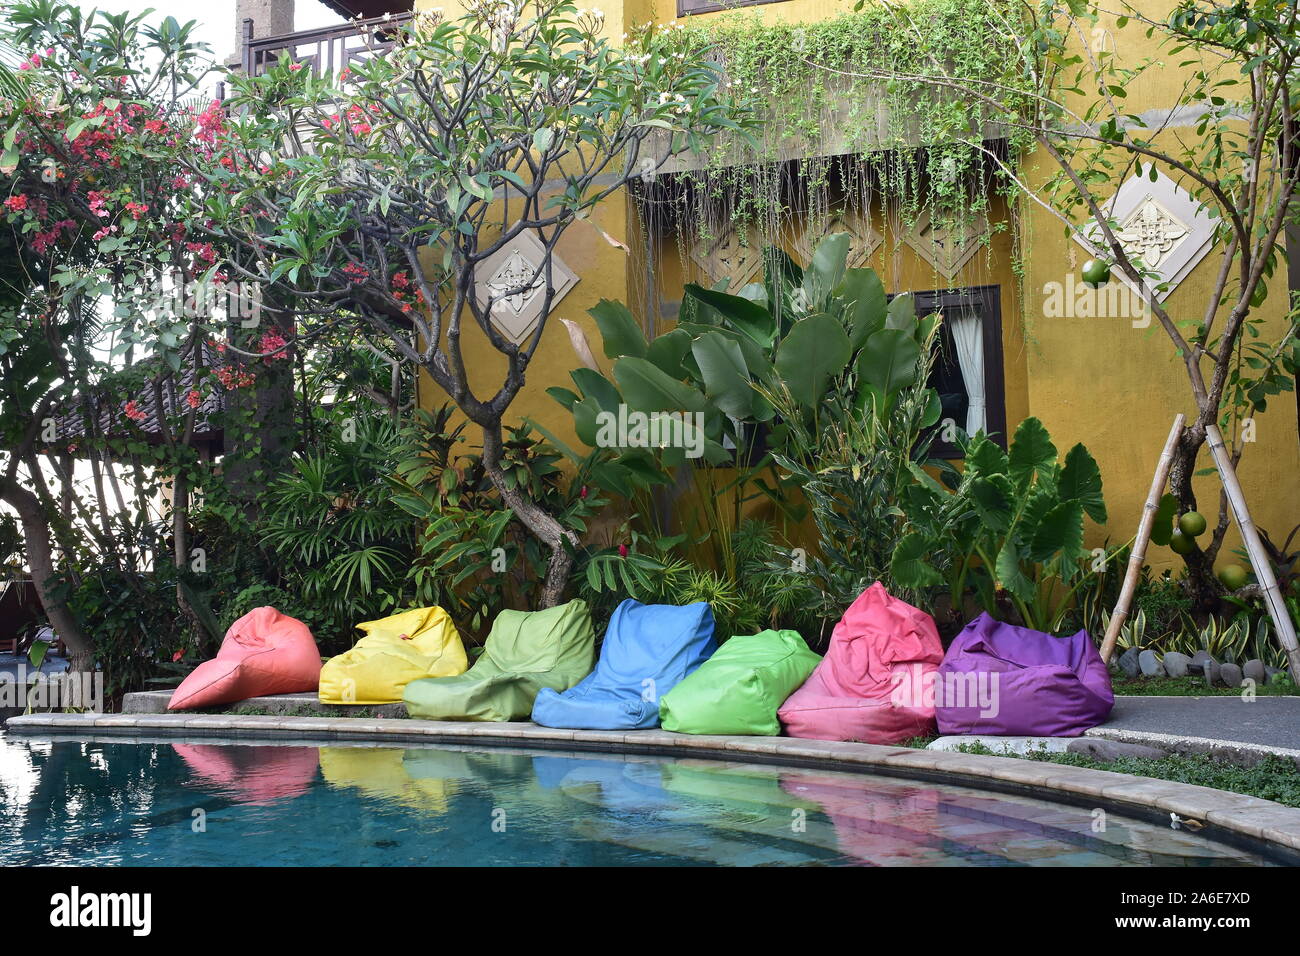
[241,12,416,79]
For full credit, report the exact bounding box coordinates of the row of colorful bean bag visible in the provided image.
[169,588,1112,742]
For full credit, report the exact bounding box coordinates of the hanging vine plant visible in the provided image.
[637,0,1038,278]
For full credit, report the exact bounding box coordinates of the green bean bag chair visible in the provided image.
[659,629,821,735]
[403,599,596,721]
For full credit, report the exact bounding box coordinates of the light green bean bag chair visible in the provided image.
[659,629,821,736]
[403,599,596,721]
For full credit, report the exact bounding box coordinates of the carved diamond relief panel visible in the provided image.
[1074,168,1215,302]
[689,225,764,289]
[474,227,578,346]
[1114,197,1189,269]
[903,207,990,280]
[794,212,883,268]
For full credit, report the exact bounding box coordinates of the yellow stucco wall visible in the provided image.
[415,0,1298,570]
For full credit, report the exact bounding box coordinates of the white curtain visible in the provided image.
[950,310,986,436]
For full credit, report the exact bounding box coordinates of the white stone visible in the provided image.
[926,735,1074,756]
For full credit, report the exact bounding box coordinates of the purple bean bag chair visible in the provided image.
[936,613,1113,737]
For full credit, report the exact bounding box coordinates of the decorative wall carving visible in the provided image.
[794,211,883,268]
[689,225,764,288]
[473,227,578,346]
[903,207,990,280]
[1074,168,1215,301]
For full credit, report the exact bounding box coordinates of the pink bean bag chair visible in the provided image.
[778,582,943,744]
[168,606,321,711]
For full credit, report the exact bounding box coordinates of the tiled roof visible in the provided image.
[49,344,226,454]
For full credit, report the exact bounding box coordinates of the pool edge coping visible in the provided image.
[7,711,1300,861]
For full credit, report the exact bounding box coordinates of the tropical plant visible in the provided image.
[1101,608,1150,653]
[548,232,941,625]
[392,417,606,640]
[893,418,1112,634]
[258,414,445,652]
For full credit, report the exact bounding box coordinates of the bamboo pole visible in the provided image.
[1100,414,1184,663]
[1204,423,1300,680]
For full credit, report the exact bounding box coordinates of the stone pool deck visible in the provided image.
[117,690,1300,764]
[6,708,1300,860]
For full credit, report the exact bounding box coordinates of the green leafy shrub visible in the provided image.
[217,583,328,641]
[894,418,1114,634]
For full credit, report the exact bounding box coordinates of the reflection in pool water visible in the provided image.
[0,735,1276,866]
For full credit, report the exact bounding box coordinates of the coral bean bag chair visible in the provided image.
[659,629,820,736]
[403,599,595,721]
[532,599,716,730]
[778,582,944,744]
[168,606,321,711]
[318,606,467,704]
[936,613,1114,737]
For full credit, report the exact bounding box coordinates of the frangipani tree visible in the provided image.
[191,1,746,604]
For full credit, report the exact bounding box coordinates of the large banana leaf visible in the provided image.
[612,356,707,414]
[590,299,647,359]
[692,330,757,420]
[774,312,852,409]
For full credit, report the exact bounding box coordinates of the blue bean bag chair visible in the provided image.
[531,599,716,730]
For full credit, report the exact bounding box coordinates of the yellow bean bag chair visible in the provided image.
[319,606,468,705]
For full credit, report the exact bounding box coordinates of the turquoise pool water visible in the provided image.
[0,732,1276,866]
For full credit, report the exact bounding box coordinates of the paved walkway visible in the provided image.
[1097,695,1300,754]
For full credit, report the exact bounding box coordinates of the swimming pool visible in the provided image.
[0,732,1276,866]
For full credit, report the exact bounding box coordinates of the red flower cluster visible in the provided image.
[87,190,110,218]
[194,100,226,150]
[4,194,29,213]
[322,103,380,136]
[123,400,147,423]
[214,364,256,389]
[186,389,202,409]
[342,262,369,283]
[390,271,426,314]
[259,329,289,361]
[185,241,217,265]
[67,102,133,164]
[124,200,149,219]
[31,219,74,254]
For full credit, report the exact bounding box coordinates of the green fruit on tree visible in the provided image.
[1218,564,1249,590]
[1081,259,1111,287]
[1168,528,1196,555]
[1178,511,1207,537]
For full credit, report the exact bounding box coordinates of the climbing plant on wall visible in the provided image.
[639,0,1037,274]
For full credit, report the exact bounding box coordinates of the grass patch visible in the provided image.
[1112,675,1296,697]
[950,742,1300,808]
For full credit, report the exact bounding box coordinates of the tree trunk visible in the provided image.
[1166,422,1224,616]
[478,422,576,608]
[0,476,93,672]
[222,300,297,517]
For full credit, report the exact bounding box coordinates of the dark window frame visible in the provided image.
[903,284,1007,458]
[678,0,784,15]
